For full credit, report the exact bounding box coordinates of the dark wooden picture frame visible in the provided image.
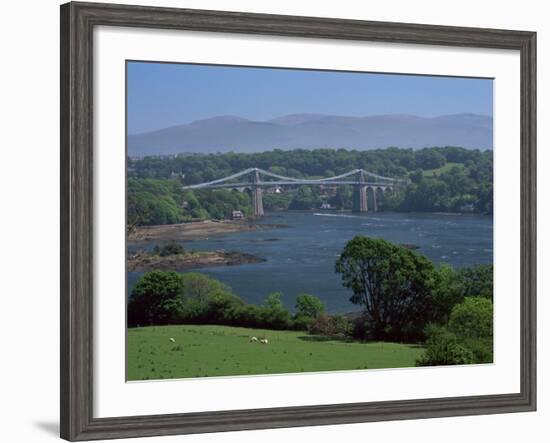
[60,2,536,441]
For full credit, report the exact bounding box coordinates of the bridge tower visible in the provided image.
[251,169,264,217]
[352,170,368,213]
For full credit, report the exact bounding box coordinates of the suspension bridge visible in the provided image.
[182,168,400,216]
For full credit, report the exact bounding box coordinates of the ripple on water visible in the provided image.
[128,211,493,313]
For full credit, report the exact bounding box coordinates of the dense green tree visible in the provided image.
[128,270,185,326]
[289,186,318,210]
[329,185,353,209]
[181,190,201,218]
[429,264,493,325]
[431,264,468,324]
[415,149,446,169]
[127,178,182,227]
[335,236,437,341]
[409,169,424,184]
[448,297,493,363]
[178,272,243,322]
[295,293,326,319]
[263,192,292,210]
[261,292,292,329]
[193,189,252,219]
[458,264,493,300]
[179,272,233,314]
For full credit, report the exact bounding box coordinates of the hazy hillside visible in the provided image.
[128,113,493,156]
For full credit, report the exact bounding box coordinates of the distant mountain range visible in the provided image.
[128,113,493,157]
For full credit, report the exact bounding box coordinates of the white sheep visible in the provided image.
[260,338,268,344]
[169,338,175,343]
[250,336,258,342]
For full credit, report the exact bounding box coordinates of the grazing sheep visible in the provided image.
[260,338,268,344]
[169,338,175,343]
[250,336,258,342]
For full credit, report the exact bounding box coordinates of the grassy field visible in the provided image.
[422,162,464,177]
[127,324,425,380]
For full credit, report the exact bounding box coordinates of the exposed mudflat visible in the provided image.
[128,219,285,244]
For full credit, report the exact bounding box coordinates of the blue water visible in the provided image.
[128,211,493,313]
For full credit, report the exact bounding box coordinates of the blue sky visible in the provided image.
[127,61,493,135]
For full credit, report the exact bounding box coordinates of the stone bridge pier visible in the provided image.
[251,169,264,216]
[352,170,368,213]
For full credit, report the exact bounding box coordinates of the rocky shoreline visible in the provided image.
[128,219,285,244]
[128,249,266,272]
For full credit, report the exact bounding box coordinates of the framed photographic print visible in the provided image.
[60,1,536,441]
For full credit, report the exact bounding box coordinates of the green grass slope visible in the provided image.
[127,324,425,380]
[422,162,464,177]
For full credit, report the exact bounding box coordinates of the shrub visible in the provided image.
[416,325,474,366]
[223,301,295,330]
[293,314,315,331]
[129,272,313,331]
[448,297,493,363]
[230,304,264,328]
[330,315,352,335]
[309,314,351,336]
[417,297,493,366]
[309,314,331,335]
[448,297,493,340]
[153,241,185,256]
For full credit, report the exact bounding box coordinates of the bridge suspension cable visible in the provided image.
[260,168,395,183]
[182,168,256,189]
[182,167,398,189]
[253,168,303,182]
[360,170,397,182]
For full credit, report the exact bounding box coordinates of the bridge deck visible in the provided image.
[183,181,394,189]
[180,168,399,215]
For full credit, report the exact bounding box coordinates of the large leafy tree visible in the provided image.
[430,263,494,325]
[261,292,292,329]
[431,264,467,324]
[128,270,185,326]
[178,272,242,322]
[295,293,326,319]
[458,264,493,301]
[335,236,436,341]
[293,293,326,330]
